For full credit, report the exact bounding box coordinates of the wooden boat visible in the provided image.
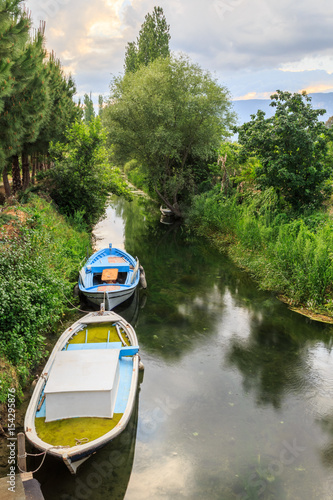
[78,243,146,311]
[24,310,141,474]
[160,205,174,217]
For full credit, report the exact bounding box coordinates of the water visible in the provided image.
[8,195,333,499]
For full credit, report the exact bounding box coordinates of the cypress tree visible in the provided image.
[31,52,81,180]
[0,0,30,180]
[83,92,95,124]
[124,6,170,74]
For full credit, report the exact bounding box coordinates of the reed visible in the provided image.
[188,188,333,314]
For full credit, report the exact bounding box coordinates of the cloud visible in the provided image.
[280,56,333,75]
[24,0,333,101]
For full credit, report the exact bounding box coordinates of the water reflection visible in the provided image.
[5,195,333,500]
[32,394,140,500]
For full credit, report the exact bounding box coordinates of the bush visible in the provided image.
[0,195,90,401]
[49,118,130,227]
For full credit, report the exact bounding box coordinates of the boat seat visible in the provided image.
[102,268,118,283]
[67,342,122,351]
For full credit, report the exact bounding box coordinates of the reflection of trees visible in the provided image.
[225,312,331,409]
[318,414,333,469]
[115,196,236,358]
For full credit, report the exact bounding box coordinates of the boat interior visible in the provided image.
[35,322,138,447]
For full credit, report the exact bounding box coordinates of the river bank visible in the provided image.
[192,228,333,324]
[0,195,90,410]
[186,188,333,325]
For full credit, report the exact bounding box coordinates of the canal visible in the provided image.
[15,195,333,498]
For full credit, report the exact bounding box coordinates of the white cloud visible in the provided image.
[23,0,333,101]
[280,56,333,75]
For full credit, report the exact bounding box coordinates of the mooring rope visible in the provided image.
[60,289,92,314]
[17,450,47,474]
[18,442,78,475]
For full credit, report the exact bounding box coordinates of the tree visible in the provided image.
[104,55,234,216]
[83,92,95,124]
[237,90,333,210]
[124,6,170,74]
[0,0,31,174]
[0,18,50,193]
[326,116,333,128]
[98,94,104,117]
[32,52,81,179]
[49,118,130,226]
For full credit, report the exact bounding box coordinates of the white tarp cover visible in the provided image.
[44,349,120,422]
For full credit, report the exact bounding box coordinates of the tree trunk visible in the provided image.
[2,165,11,198]
[154,185,182,218]
[11,155,22,194]
[218,154,228,194]
[31,153,36,184]
[22,153,30,190]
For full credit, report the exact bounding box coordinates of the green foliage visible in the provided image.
[98,94,104,117]
[34,54,81,155]
[0,195,90,375]
[187,187,333,313]
[83,92,95,124]
[237,90,333,211]
[49,118,130,226]
[0,2,81,191]
[124,6,170,74]
[104,54,234,214]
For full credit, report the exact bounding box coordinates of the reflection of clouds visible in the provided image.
[218,289,253,340]
[92,203,125,251]
[305,344,333,417]
[126,451,194,499]
[178,285,224,316]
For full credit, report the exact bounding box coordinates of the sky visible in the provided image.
[24,0,333,105]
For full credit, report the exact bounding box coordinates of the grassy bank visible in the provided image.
[186,188,333,321]
[0,194,91,406]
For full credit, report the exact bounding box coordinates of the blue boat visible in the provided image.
[25,310,142,474]
[78,243,146,311]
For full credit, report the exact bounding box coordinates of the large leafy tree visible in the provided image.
[104,55,234,216]
[124,6,170,74]
[237,90,333,210]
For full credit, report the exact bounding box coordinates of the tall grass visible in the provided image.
[187,188,333,314]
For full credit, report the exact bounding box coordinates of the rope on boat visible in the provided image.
[75,437,89,445]
[60,289,92,314]
[18,442,78,474]
[17,450,47,474]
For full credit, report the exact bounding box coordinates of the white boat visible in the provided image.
[24,310,141,474]
[160,205,174,217]
[78,243,146,311]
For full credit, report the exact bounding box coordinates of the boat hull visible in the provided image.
[78,244,144,311]
[24,311,140,474]
[81,285,136,310]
